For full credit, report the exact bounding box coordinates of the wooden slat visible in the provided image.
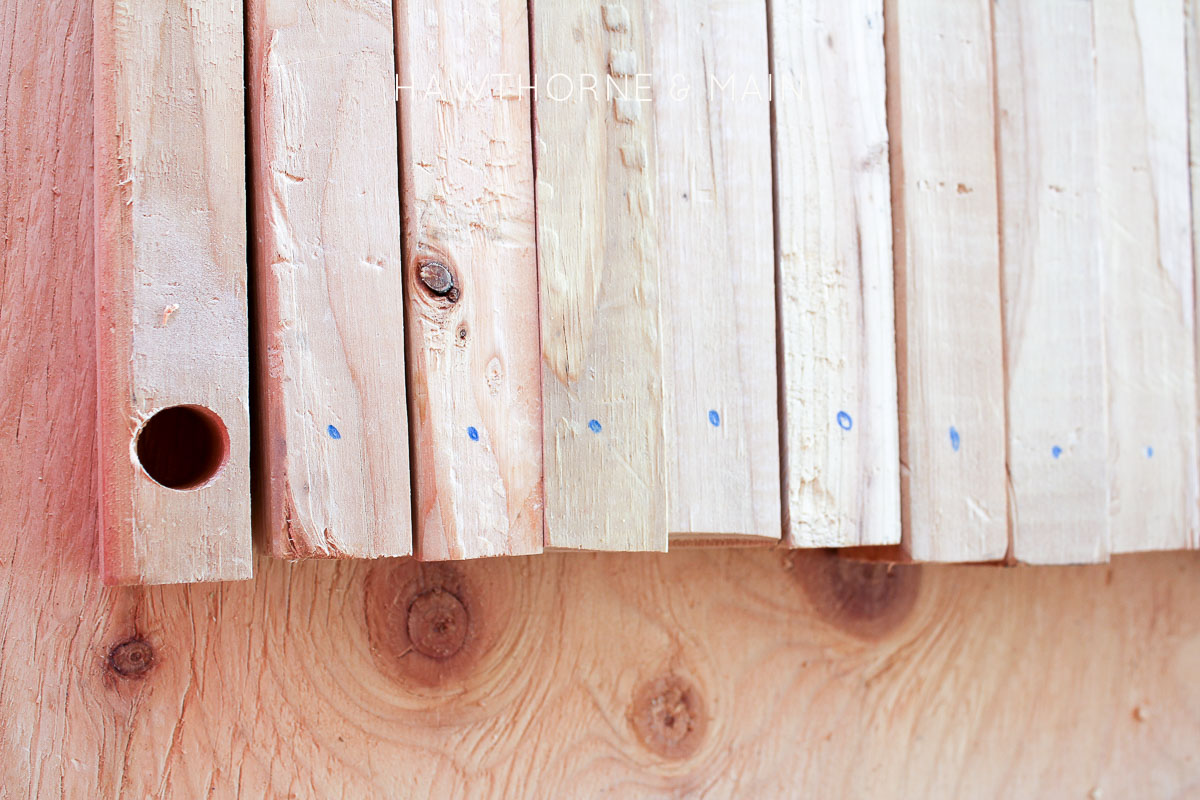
[1189,2,1200,538]
[1095,0,1199,554]
[93,0,251,584]
[533,1,668,551]
[995,0,1109,564]
[884,0,1008,561]
[772,0,900,548]
[654,0,779,541]
[396,0,543,561]
[247,0,412,559]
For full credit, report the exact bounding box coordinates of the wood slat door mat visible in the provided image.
[92,0,1200,584]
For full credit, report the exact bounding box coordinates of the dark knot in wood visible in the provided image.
[108,638,155,678]
[629,674,706,759]
[407,587,469,659]
[417,261,459,304]
[790,550,920,640]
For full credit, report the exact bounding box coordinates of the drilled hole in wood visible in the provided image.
[135,405,230,490]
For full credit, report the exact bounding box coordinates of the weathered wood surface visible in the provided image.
[772,0,900,548]
[533,0,668,551]
[995,0,1109,564]
[6,3,1200,797]
[247,0,413,559]
[1095,0,1199,554]
[885,0,1008,562]
[94,0,252,583]
[397,0,543,560]
[654,0,780,541]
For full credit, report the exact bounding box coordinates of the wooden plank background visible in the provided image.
[4,3,1200,795]
[1096,0,1199,555]
[654,0,780,542]
[773,0,899,549]
[398,0,543,561]
[247,0,413,560]
[885,0,1009,563]
[995,0,1109,564]
[533,0,668,552]
[93,0,253,584]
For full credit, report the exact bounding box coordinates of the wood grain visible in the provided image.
[247,0,413,559]
[772,0,900,548]
[397,0,543,560]
[8,4,1200,799]
[995,0,1109,564]
[1094,0,1199,554]
[93,0,252,584]
[1189,1,1200,527]
[884,0,1008,562]
[533,0,668,551]
[653,0,779,541]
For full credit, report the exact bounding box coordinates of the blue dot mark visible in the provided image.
[949,426,961,452]
[708,410,721,427]
[588,419,602,434]
[1051,445,1062,459]
[836,411,853,431]
[327,424,341,440]
[1147,446,1154,458]
[467,426,479,441]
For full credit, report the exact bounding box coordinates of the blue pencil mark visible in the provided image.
[1147,446,1154,458]
[588,419,603,434]
[1051,445,1062,459]
[467,426,479,441]
[949,426,961,452]
[708,410,721,427]
[836,411,853,431]
[327,424,341,440]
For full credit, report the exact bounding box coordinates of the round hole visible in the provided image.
[134,405,230,490]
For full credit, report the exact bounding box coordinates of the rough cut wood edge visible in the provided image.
[654,0,780,541]
[1095,0,1200,554]
[533,0,669,551]
[996,0,1110,565]
[246,0,412,559]
[772,0,900,548]
[397,0,543,560]
[884,0,1009,562]
[93,0,252,584]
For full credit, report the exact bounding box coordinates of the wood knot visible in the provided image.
[789,550,920,640]
[108,638,155,678]
[629,675,706,760]
[416,260,459,304]
[364,561,501,689]
[407,587,469,659]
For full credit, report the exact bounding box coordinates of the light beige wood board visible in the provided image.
[397,0,543,560]
[653,0,779,541]
[1095,0,1199,554]
[884,0,1008,562]
[247,0,412,560]
[1190,1,1200,511]
[93,0,252,584]
[996,0,1109,564]
[772,0,900,548]
[533,0,668,551]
